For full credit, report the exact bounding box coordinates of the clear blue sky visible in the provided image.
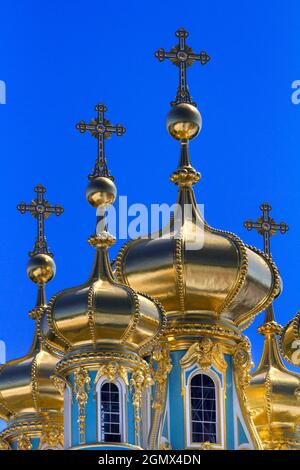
[1,0,300,372]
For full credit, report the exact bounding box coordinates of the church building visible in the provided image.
[0,28,299,451]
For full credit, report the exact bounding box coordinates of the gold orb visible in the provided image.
[27,254,56,284]
[86,176,117,208]
[167,103,202,140]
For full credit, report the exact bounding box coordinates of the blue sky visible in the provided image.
[0,0,300,373]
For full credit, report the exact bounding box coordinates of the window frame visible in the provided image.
[185,369,224,449]
[96,377,127,444]
[64,383,72,449]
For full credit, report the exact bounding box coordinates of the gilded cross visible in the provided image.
[244,202,288,256]
[76,103,126,180]
[155,28,210,106]
[17,184,64,257]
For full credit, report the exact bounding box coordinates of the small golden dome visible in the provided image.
[0,184,64,430]
[44,247,166,357]
[280,311,300,366]
[167,103,202,140]
[0,321,63,424]
[86,176,117,208]
[43,100,165,360]
[27,254,56,284]
[246,309,300,449]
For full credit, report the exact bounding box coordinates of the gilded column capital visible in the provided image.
[39,427,64,450]
[17,434,32,451]
[0,437,10,450]
[94,362,129,385]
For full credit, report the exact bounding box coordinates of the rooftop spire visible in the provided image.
[244,202,289,257]
[17,185,64,318]
[76,102,126,180]
[155,28,210,106]
[77,102,125,279]
[244,203,288,371]
[155,29,210,192]
[17,184,63,257]
[244,202,288,325]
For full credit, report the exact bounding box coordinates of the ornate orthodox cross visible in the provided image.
[155,28,210,106]
[76,103,126,180]
[17,184,64,257]
[244,202,288,256]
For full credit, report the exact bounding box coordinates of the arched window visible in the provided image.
[190,373,217,444]
[100,382,122,443]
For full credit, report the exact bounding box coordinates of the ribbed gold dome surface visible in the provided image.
[246,308,300,449]
[0,184,65,437]
[280,311,300,366]
[0,324,63,423]
[44,246,165,357]
[116,142,280,331]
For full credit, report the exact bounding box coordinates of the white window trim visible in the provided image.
[95,376,127,443]
[141,387,151,449]
[64,384,72,449]
[185,368,224,449]
[164,385,171,442]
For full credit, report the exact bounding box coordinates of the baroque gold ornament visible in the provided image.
[180,338,227,371]
[17,434,32,451]
[73,368,91,444]
[39,428,64,450]
[0,438,10,450]
[148,341,172,449]
[130,365,153,446]
[94,363,129,385]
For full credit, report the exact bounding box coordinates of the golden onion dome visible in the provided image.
[43,176,166,358]
[0,284,63,425]
[246,306,300,450]
[280,311,300,366]
[116,138,280,331]
[0,186,65,439]
[0,329,63,423]
[44,244,165,357]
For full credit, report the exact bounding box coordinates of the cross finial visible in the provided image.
[155,28,210,107]
[76,103,126,180]
[17,184,64,257]
[244,202,289,256]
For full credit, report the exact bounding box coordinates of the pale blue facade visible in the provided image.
[62,347,255,450]
[160,350,253,450]
[66,370,139,450]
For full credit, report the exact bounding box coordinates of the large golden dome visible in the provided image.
[246,307,300,449]
[116,140,280,331]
